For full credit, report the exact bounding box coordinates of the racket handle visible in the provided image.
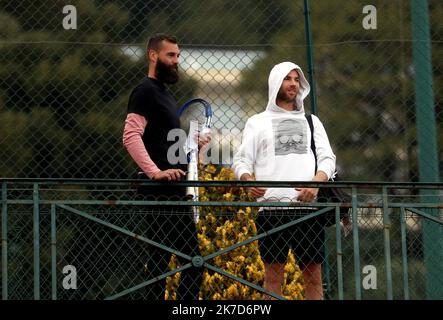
[186,150,199,200]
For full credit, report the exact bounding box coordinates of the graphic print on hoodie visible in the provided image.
[272,118,307,156]
[232,61,336,202]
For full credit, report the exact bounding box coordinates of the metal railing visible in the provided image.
[1,179,442,300]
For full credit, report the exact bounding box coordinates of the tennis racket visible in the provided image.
[177,98,213,223]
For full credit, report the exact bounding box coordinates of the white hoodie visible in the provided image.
[232,62,336,202]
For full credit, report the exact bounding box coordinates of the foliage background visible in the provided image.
[0,0,441,181]
[0,0,441,301]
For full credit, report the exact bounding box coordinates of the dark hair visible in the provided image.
[146,33,177,53]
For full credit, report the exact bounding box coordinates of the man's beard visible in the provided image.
[277,89,297,105]
[155,59,179,84]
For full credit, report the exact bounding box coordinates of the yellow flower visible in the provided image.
[226,284,239,297]
[166,164,305,300]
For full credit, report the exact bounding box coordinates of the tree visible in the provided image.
[0,2,197,178]
[238,1,442,181]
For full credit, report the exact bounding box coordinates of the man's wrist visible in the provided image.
[313,170,328,182]
[149,169,162,179]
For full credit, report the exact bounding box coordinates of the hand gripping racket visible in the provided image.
[177,98,213,223]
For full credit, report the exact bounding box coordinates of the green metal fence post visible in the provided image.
[51,204,57,300]
[411,0,442,300]
[33,183,40,300]
[351,187,362,300]
[335,206,344,300]
[303,0,318,116]
[1,182,8,300]
[382,186,393,300]
[400,208,410,300]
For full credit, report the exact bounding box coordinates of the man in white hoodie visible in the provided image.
[232,62,336,300]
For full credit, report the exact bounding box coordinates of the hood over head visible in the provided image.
[266,61,310,113]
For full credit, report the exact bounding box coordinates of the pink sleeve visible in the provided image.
[123,113,161,179]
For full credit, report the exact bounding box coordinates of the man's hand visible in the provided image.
[295,187,319,202]
[197,128,212,150]
[240,173,267,199]
[197,128,212,162]
[152,169,186,181]
[295,170,328,202]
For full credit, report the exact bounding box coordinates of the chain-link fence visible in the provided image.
[1,180,442,300]
[1,0,442,302]
[0,0,441,181]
